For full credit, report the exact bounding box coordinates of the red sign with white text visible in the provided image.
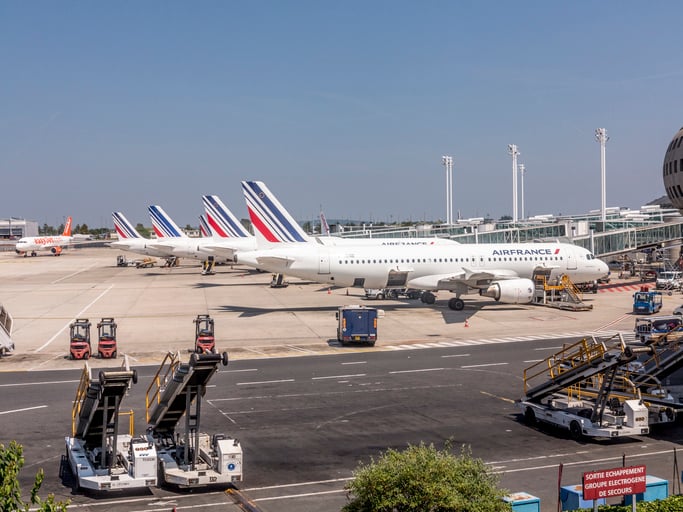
[582,465,647,500]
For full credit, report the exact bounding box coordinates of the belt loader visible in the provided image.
[517,334,652,440]
[145,351,242,487]
[65,359,157,491]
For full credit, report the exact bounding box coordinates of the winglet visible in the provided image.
[148,205,188,238]
[241,181,311,244]
[112,212,142,239]
[202,195,251,239]
[62,217,73,237]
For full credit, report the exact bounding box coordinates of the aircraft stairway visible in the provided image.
[72,364,136,447]
[146,351,224,435]
[532,269,592,311]
[522,333,645,403]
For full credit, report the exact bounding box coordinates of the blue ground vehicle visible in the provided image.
[336,305,379,346]
[633,287,663,314]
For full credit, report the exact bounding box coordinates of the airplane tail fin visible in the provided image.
[202,195,251,239]
[241,181,312,245]
[112,212,142,239]
[199,215,212,238]
[62,217,73,237]
[148,205,188,238]
[320,208,330,236]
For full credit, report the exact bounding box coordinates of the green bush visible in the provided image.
[343,442,511,512]
[0,441,69,511]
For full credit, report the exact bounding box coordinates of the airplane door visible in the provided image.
[566,250,577,270]
[318,251,330,275]
[469,254,480,267]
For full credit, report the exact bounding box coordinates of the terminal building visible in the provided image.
[0,218,38,239]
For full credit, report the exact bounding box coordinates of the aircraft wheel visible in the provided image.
[448,298,465,311]
[423,292,436,305]
[569,421,583,441]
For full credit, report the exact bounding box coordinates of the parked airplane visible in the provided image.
[243,181,457,247]
[15,217,74,256]
[198,195,258,261]
[147,205,209,261]
[236,180,610,310]
[110,212,171,258]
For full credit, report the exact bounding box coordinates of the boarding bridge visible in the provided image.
[532,269,592,311]
[522,334,640,403]
[145,351,242,487]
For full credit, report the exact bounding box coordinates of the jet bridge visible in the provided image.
[65,359,157,491]
[145,351,242,487]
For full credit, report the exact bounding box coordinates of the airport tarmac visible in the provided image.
[0,248,681,370]
[0,246,675,371]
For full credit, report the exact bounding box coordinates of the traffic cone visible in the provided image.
[464,319,469,328]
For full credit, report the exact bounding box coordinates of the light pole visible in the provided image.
[518,163,526,220]
[595,128,608,222]
[508,144,520,223]
[441,155,453,224]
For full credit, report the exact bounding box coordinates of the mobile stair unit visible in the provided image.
[65,361,157,491]
[0,303,14,355]
[532,269,593,311]
[145,351,242,487]
[517,334,651,439]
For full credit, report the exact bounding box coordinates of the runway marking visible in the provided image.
[51,262,99,284]
[0,405,47,415]
[255,489,346,501]
[0,379,78,387]
[312,373,366,380]
[245,477,352,491]
[34,285,114,353]
[389,368,445,374]
[441,353,470,358]
[236,379,294,386]
[461,362,508,369]
[341,361,367,365]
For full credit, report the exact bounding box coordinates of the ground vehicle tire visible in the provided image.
[367,341,376,347]
[569,421,583,440]
[112,351,117,359]
[132,369,138,384]
[84,352,89,360]
[524,407,536,425]
[408,290,421,300]
[376,293,385,300]
[423,292,436,305]
[221,352,229,366]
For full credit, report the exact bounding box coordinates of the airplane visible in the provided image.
[235,180,610,310]
[109,212,172,258]
[243,181,458,247]
[15,217,74,256]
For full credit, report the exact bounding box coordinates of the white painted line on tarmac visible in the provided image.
[312,373,366,380]
[441,353,470,358]
[51,262,99,284]
[255,489,346,501]
[236,379,294,386]
[0,405,47,415]
[341,361,367,365]
[460,362,508,369]
[0,379,78,387]
[245,476,352,490]
[34,285,114,353]
[389,368,445,374]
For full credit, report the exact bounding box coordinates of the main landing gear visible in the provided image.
[420,292,465,311]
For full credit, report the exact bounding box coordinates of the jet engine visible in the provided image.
[479,278,534,304]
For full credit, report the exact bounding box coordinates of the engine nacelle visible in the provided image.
[480,278,534,304]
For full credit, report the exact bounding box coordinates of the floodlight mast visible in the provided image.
[441,155,453,224]
[508,144,520,223]
[595,128,609,222]
[518,163,526,220]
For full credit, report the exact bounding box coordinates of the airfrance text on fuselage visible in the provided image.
[492,248,560,256]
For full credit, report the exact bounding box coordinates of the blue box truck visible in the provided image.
[336,305,379,346]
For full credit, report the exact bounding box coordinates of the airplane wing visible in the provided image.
[407,268,524,291]
[254,254,297,268]
[201,245,237,259]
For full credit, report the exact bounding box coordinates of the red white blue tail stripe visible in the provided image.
[241,181,310,243]
[202,195,251,239]
[148,205,187,238]
[112,212,142,239]
[199,215,212,237]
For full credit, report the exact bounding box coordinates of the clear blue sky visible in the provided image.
[2,1,681,229]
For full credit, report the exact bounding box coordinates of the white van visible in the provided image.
[656,270,683,290]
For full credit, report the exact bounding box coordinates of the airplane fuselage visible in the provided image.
[15,235,72,254]
[236,242,608,292]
